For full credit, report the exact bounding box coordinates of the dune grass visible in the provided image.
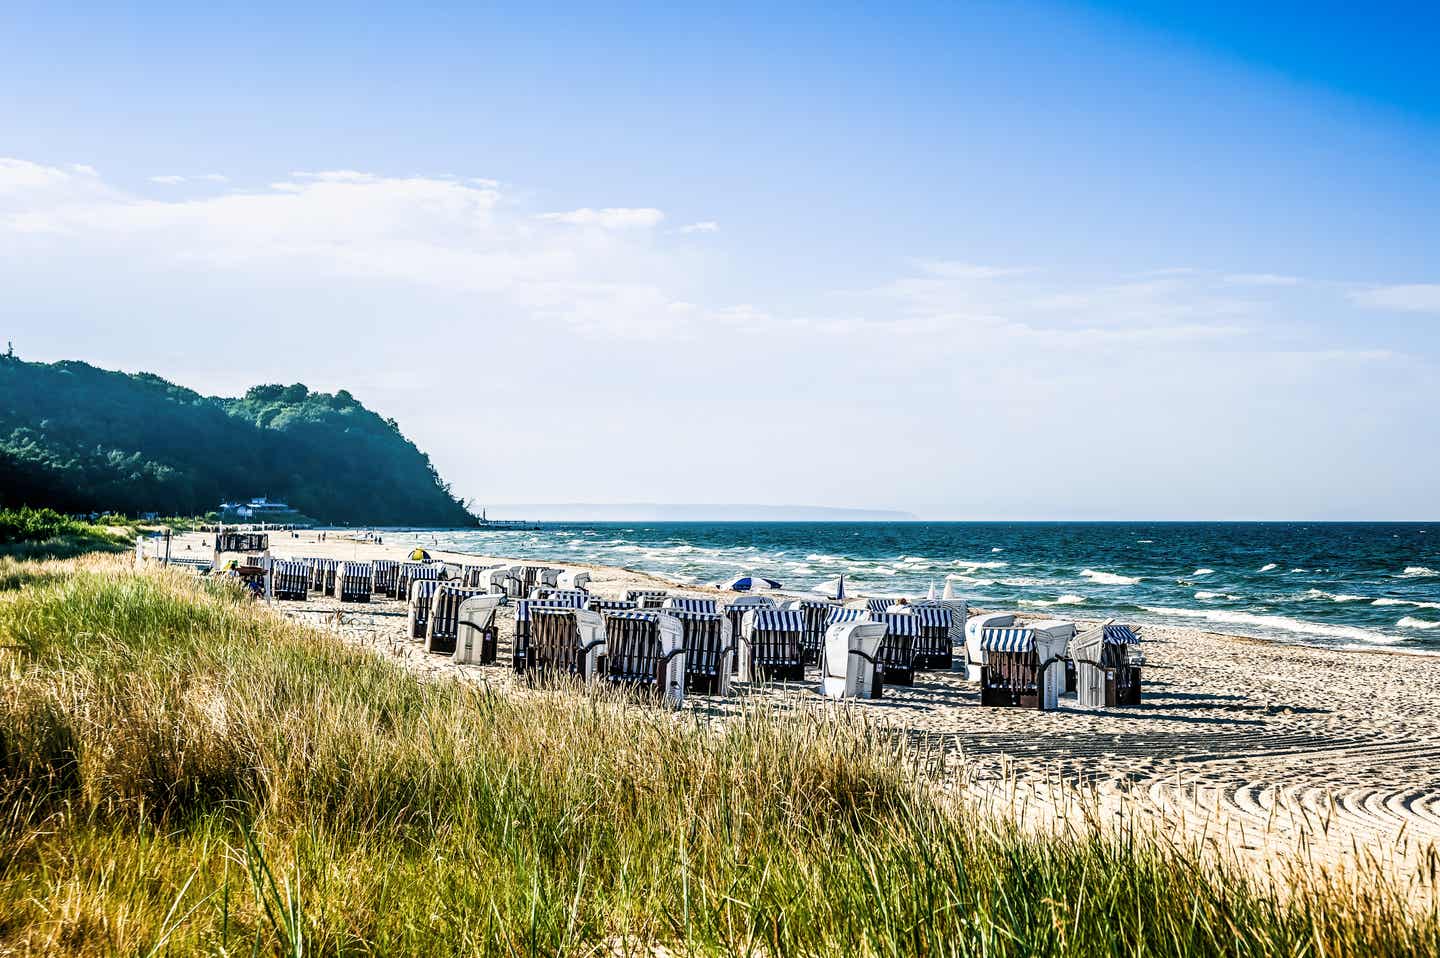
[1,557,1436,956]
[0,508,134,560]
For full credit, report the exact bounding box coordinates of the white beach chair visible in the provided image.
[426,585,490,655]
[453,594,505,665]
[820,621,888,699]
[1071,621,1143,708]
[557,570,592,591]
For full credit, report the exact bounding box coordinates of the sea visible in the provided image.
[391,522,1440,651]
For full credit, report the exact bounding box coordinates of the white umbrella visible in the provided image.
[813,574,846,600]
[926,580,936,600]
[943,578,956,600]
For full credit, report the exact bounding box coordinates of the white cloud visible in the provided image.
[0,158,79,193]
[149,175,188,184]
[539,207,664,229]
[679,220,719,234]
[1350,284,1440,313]
[1224,272,1302,286]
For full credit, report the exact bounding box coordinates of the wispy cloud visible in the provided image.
[1350,283,1440,313]
[679,220,719,234]
[149,173,230,185]
[148,175,187,184]
[539,207,664,229]
[1224,272,1302,286]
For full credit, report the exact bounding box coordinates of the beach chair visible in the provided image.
[271,560,310,601]
[723,596,775,667]
[667,610,734,695]
[453,594,505,665]
[866,597,903,615]
[526,607,607,680]
[586,598,639,613]
[513,593,591,672]
[784,599,838,666]
[529,587,591,605]
[487,566,520,595]
[557,570,591,591]
[1028,619,1078,692]
[397,562,441,602]
[626,589,669,609]
[962,612,1016,682]
[910,605,955,670]
[915,598,968,666]
[978,623,1071,709]
[407,579,444,640]
[820,621,888,699]
[662,596,718,615]
[515,565,555,596]
[460,563,503,588]
[372,559,400,598]
[330,561,373,602]
[1071,622,1143,708]
[600,610,686,703]
[869,612,918,686]
[738,608,807,683]
[310,558,338,594]
[425,585,490,655]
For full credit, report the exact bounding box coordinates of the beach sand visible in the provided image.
[178,530,1440,892]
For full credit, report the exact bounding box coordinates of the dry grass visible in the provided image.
[1,556,1436,956]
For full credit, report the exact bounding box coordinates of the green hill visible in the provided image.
[0,356,476,527]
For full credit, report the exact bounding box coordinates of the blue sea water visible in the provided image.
[394,522,1440,650]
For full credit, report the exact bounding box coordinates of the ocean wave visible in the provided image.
[1401,566,1439,578]
[1303,589,1368,603]
[1195,591,1240,601]
[952,559,1008,569]
[1257,562,1278,573]
[1142,606,1399,644]
[1192,568,1215,577]
[1373,597,1440,610]
[1080,569,1142,586]
[1020,594,1087,607]
[991,547,1004,553]
[1398,616,1440,630]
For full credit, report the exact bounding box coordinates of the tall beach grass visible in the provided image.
[1,556,1436,955]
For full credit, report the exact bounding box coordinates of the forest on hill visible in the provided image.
[0,356,475,527]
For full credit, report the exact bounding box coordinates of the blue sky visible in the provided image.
[2,2,1436,518]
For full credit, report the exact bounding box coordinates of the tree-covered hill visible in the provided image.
[0,356,475,526]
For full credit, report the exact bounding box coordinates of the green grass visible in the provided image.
[0,508,134,560]
[1,557,1436,956]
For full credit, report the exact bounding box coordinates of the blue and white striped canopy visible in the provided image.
[866,598,901,614]
[727,575,782,592]
[604,610,659,622]
[666,597,718,614]
[912,606,953,628]
[515,599,581,622]
[826,607,866,626]
[724,597,776,613]
[1103,625,1140,645]
[872,612,920,636]
[750,608,805,631]
[981,627,1035,652]
[545,589,590,607]
[588,599,638,612]
[668,609,722,622]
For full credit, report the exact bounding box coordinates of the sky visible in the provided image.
[1,1,1437,520]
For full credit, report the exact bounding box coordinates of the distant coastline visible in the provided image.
[480,503,916,522]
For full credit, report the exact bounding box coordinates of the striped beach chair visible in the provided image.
[310,558,338,594]
[426,585,490,655]
[820,620,888,699]
[910,605,955,670]
[372,559,400,598]
[331,561,373,602]
[724,597,776,674]
[962,612,1016,682]
[461,563,503,588]
[599,610,686,702]
[669,609,734,695]
[530,587,591,606]
[1071,622,1143,708]
[272,559,310,601]
[978,624,1071,709]
[587,598,638,613]
[626,589,669,610]
[866,597,902,615]
[513,593,590,672]
[526,607,606,680]
[397,562,442,602]
[869,612,917,686]
[407,579,444,640]
[784,599,837,666]
[738,608,807,683]
[454,594,505,665]
[662,596,718,615]
[827,607,867,627]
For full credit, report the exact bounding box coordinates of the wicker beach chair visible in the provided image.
[425,585,490,655]
[1028,618,1078,692]
[626,589,669,610]
[668,610,735,695]
[739,608,807,683]
[910,605,955,670]
[529,587,591,606]
[460,563,503,588]
[784,599,837,666]
[526,607,607,680]
[486,566,520,594]
[868,612,918,686]
[513,593,591,672]
[310,558,338,594]
[962,612,1016,681]
[866,597,902,615]
[724,596,775,674]
[1071,622,1143,708]
[215,532,269,557]
[272,560,310,601]
[978,623,1071,709]
[662,597,719,615]
[330,561,373,602]
[453,594,505,665]
[599,610,686,703]
[407,579,444,640]
[372,559,400,598]
[557,570,591,591]
[820,620,888,699]
[396,562,442,603]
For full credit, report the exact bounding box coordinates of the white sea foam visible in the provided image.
[991,547,1004,553]
[1257,562,1278,573]
[1373,597,1440,610]
[1137,539,1154,544]
[952,559,1008,569]
[1020,594,1087,607]
[1399,616,1440,630]
[1142,606,1399,644]
[1303,589,1367,603]
[1401,566,1439,578]
[1192,568,1215,577]
[1080,569,1142,586]
[1195,591,1240,601]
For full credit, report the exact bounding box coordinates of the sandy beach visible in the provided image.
[183,529,1440,892]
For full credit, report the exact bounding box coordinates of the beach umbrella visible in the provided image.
[409,548,432,561]
[942,578,956,600]
[727,574,782,592]
[813,574,846,600]
[927,580,936,600]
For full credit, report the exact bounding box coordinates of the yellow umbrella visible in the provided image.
[409,548,432,561]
